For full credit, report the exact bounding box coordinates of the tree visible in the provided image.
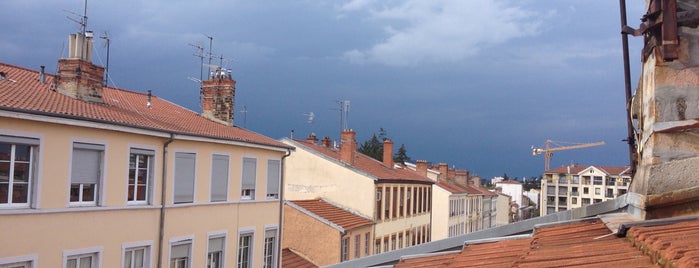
[393,144,411,164]
[358,134,383,161]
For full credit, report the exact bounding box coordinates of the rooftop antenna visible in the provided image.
[240,105,248,128]
[188,43,204,83]
[330,99,350,136]
[100,31,110,86]
[204,34,213,78]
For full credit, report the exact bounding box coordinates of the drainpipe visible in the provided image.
[157,134,175,268]
[277,148,292,268]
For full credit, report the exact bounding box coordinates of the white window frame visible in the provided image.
[0,135,39,209]
[63,246,102,268]
[341,237,349,261]
[127,148,155,205]
[207,232,227,268]
[69,142,105,206]
[173,152,196,204]
[0,254,38,268]
[240,157,256,201]
[210,154,230,202]
[169,236,193,268]
[121,241,153,268]
[265,159,280,200]
[237,229,254,268]
[262,228,277,268]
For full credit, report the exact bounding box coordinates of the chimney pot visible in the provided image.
[306,133,318,144]
[340,129,357,165]
[416,160,428,177]
[321,136,332,148]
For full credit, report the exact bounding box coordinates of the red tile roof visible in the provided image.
[547,165,631,176]
[291,140,433,184]
[288,199,373,231]
[435,180,482,195]
[282,248,318,268]
[0,62,291,149]
[393,217,699,267]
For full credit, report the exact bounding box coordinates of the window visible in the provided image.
[237,232,253,268]
[0,260,33,268]
[208,236,225,268]
[354,234,361,258]
[364,233,370,256]
[66,253,98,268]
[583,187,589,194]
[384,187,390,219]
[0,136,38,207]
[266,159,280,199]
[128,149,154,204]
[263,229,277,268]
[376,189,382,220]
[595,188,601,195]
[170,241,191,268]
[174,153,196,204]
[210,154,229,202]
[124,246,149,268]
[71,143,104,204]
[241,158,256,200]
[341,237,349,261]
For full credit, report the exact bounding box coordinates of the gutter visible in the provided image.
[157,133,175,268]
[277,148,292,268]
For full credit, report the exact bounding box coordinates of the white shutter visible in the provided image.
[71,145,102,184]
[241,158,256,190]
[210,155,229,201]
[174,153,196,203]
[266,160,280,197]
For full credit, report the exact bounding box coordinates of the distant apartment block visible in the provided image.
[540,165,631,216]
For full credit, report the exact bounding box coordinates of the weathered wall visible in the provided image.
[282,204,340,266]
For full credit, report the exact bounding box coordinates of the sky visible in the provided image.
[1,0,647,180]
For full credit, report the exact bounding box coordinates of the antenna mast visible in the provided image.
[100,32,110,86]
[189,43,204,83]
[205,34,213,78]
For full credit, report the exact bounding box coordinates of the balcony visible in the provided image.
[570,191,579,196]
[558,201,567,206]
[605,193,615,198]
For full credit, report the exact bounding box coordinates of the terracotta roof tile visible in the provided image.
[289,199,373,231]
[292,140,432,184]
[390,217,699,267]
[435,180,482,195]
[282,248,318,268]
[0,62,291,149]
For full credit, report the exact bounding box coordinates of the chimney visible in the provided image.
[416,160,428,176]
[472,176,482,188]
[438,163,449,181]
[340,129,357,165]
[39,65,45,84]
[306,133,318,144]
[627,0,699,219]
[56,33,105,103]
[201,67,236,125]
[382,139,394,168]
[321,136,332,148]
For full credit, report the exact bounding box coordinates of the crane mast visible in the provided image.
[532,140,605,171]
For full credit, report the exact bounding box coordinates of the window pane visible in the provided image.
[79,256,92,268]
[124,251,132,268]
[13,162,29,182]
[12,183,28,203]
[0,162,9,182]
[66,259,77,268]
[14,145,31,162]
[70,184,81,202]
[0,183,8,203]
[82,184,96,202]
[0,144,11,161]
[134,249,144,268]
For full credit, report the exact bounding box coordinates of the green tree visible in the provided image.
[358,134,383,161]
[393,144,411,164]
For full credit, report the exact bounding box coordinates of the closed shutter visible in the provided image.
[209,237,225,252]
[266,160,280,198]
[171,242,191,259]
[210,155,229,202]
[241,158,256,190]
[71,143,104,184]
[174,152,196,203]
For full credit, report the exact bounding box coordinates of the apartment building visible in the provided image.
[0,31,292,268]
[540,165,631,216]
[281,132,433,261]
[283,199,373,266]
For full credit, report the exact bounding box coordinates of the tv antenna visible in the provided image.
[204,34,214,77]
[240,105,248,128]
[331,100,350,135]
[189,43,204,83]
[100,31,110,86]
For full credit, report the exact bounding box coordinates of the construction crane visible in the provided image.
[532,140,605,171]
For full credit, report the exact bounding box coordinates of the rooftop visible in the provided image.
[546,165,631,176]
[391,216,699,267]
[281,248,318,268]
[287,199,374,231]
[285,139,433,184]
[0,62,291,150]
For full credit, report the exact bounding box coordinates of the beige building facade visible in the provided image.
[0,31,291,268]
[540,165,631,216]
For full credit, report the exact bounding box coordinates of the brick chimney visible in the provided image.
[382,139,394,168]
[306,133,318,145]
[56,32,105,103]
[437,163,449,181]
[321,136,332,148]
[340,130,357,165]
[416,160,428,176]
[201,68,235,125]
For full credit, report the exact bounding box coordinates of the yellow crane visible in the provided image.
[532,140,605,171]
